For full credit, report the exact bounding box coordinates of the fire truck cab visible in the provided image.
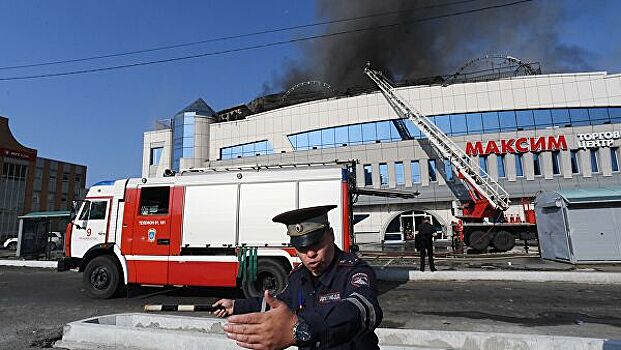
[59,164,354,299]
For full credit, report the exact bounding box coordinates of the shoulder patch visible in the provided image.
[350,272,370,288]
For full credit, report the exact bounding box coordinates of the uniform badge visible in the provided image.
[350,272,369,288]
[319,292,341,304]
[148,228,156,242]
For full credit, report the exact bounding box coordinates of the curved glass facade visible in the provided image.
[220,140,274,160]
[286,107,621,151]
[172,113,195,170]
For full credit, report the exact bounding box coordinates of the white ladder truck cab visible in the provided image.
[364,65,537,252]
[58,163,357,299]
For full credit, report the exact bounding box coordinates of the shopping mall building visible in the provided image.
[142,65,621,244]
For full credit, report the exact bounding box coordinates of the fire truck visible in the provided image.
[364,65,537,252]
[58,163,359,299]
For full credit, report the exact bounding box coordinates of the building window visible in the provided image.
[533,152,542,176]
[150,147,163,165]
[221,140,274,160]
[411,161,421,184]
[466,113,483,133]
[172,113,195,171]
[515,154,524,177]
[434,115,452,134]
[590,149,599,173]
[450,114,467,135]
[379,163,388,187]
[551,109,570,126]
[611,147,620,172]
[443,159,453,181]
[570,150,580,174]
[428,159,437,182]
[533,109,553,127]
[552,151,561,175]
[570,108,590,126]
[364,164,373,186]
[497,155,506,178]
[2,163,28,180]
[481,112,500,132]
[395,162,405,185]
[516,110,535,130]
[479,156,488,177]
[498,111,517,131]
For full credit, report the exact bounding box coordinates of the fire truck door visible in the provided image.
[130,186,172,285]
[72,198,112,258]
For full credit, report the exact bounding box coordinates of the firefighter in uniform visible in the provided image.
[214,205,383,350]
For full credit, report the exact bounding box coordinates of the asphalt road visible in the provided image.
[1,266,620,349]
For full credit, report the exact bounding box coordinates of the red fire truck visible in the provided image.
[58,164,356,299]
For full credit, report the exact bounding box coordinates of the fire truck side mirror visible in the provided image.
[70,201,81,221]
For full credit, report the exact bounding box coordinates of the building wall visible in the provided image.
[207,72,621,161]
[143,129,172,177]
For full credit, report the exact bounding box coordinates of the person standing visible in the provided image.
[417,217,436,272]
[213,205,383,350]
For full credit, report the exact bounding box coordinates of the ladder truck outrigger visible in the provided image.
[364,65,537,252]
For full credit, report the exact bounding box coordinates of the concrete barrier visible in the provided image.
[375,269,621,285]
[54,313,620,350]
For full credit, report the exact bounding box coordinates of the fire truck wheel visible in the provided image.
[242,259,288,298]
[83,255,121,299]
[468,230,491,251]
[491,231,516,252]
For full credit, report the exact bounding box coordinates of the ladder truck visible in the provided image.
[364,65,537,252]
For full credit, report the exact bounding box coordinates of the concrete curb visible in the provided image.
[376,328,621,350]
[0,259,57,268]
[54,313,621,350]
[2,259,621,285]
[375,269,621,284]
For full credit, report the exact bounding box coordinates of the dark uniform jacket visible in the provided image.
[234,247,383,349]
[417,221,435,246]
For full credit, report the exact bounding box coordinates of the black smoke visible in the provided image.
[272,0,594,93]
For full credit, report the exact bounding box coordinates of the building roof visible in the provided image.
[0,116,37,158]
[557,187,621,204]
[177,98,216,117]
[18,211,71,219]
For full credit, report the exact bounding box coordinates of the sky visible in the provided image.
[0,0,620,186]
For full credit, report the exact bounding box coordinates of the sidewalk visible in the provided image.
[361,249,621,284]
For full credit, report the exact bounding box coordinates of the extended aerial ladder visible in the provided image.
[364,65,538,252]
[364,65,510,215]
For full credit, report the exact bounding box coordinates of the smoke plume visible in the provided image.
[273,0,594,92]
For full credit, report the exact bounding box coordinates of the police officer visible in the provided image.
[213,205,383,350]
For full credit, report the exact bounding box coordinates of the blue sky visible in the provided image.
[0,0,619,186]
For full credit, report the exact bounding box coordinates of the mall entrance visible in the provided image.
[384,210,442,243]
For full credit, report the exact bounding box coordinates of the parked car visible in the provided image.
[2,237,17,251]
[2,232,62,251]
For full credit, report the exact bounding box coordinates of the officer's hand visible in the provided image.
[224,290,297,350]
[212,299,235,318]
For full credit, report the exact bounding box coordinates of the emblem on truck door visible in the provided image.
[148,228,156,242]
